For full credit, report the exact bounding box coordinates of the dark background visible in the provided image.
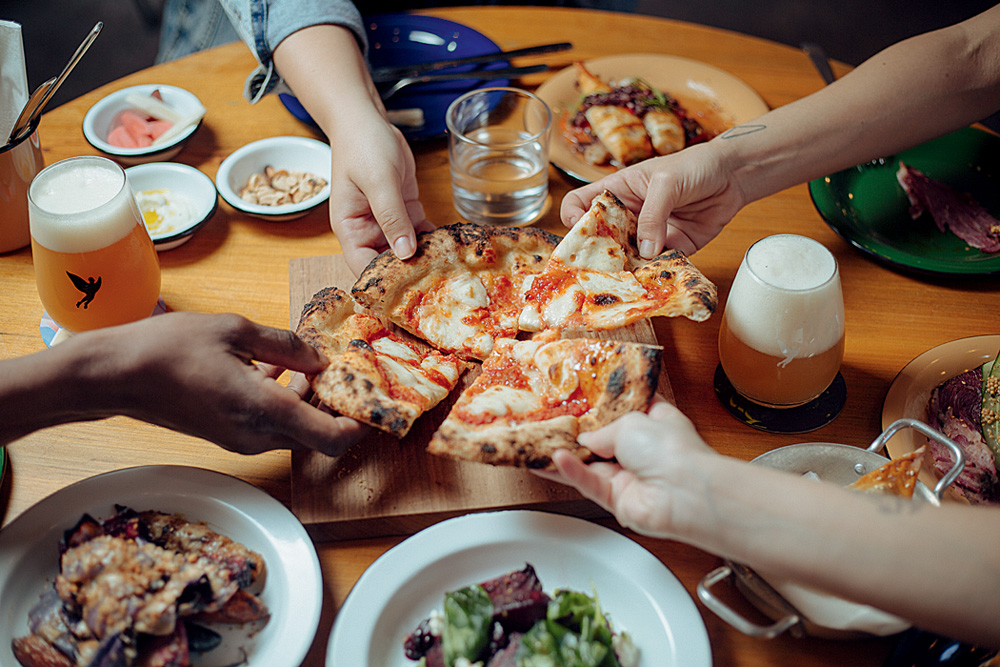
[3,1,997,114]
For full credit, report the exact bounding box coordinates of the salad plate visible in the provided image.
[0,465,322,667]
[326,509,711,666]
[281,14,509,141]
[809,127,1000,275]
[881,334,1000,492]
[535,53,769,183]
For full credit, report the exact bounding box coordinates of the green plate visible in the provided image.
[0,447,5,487]
[808,127,1000,275]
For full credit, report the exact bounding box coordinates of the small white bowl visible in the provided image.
[83,84,205,166]
[215,136,331,221]
[126,162,217,250]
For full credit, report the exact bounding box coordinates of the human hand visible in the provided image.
[538,398,717,539]
[560,141,746,258]
[328,112,436,276]
[82,312,366,455]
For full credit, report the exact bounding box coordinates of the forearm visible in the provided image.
[0,340,114,445]
[717,5,1000,205]
[675,453,1000,646]
[272,24,385,142]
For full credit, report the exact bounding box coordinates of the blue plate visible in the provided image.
[280,14,509,141]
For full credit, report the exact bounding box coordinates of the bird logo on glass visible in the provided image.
[67,272,102,309]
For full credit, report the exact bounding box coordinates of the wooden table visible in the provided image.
[1,7,996,666]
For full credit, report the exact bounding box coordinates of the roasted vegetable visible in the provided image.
[983,350,1000,467]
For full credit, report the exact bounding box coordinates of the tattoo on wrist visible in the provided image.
[721,124,766,139]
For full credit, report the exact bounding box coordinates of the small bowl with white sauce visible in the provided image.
[126,162,217,250]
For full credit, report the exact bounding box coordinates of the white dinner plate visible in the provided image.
[535,53,769,183]
[326,509,711,666]
[881,334,1000,496]
[0,465,322,667]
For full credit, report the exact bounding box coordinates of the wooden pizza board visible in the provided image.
[288,254,674,541]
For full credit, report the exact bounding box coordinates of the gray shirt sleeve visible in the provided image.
[217,0,367,103]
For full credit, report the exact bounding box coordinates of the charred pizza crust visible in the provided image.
[428,336,661,468]
[352,223,562,360]
[296,286,470,437]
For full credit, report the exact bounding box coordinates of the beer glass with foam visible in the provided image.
[28,156,161,333]
[718,235,844,408]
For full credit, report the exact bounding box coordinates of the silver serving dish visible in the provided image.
[696,418,965,640]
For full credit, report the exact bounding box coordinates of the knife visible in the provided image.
[800,42,836,85]
[370,41,572,83]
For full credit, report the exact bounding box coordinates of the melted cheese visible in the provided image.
[414,272,499,358]
[541,283,584,328]
[376,356,449,403]
[462,385,542,417]
[532,342,580,402]
[551,226,626,272]
[577,269,645,300]
[371,336,421,364]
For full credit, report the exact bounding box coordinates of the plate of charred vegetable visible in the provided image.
[0,465,322,667]
[326,509,711,666]
[882,335,1000,505]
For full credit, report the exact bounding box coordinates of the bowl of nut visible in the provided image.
[215,136,331,221]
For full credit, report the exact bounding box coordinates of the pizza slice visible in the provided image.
[518,189,717,332]
[352,223,562,361]
[847,447,927,499]
[427,334,662,468]
[296,286,472,437]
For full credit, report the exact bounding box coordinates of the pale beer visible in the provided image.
[718,235,844,407]
[29,156,160,333]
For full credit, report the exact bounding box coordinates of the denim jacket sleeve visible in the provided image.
[217,0,367,104]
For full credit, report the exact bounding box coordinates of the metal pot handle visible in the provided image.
[696,565,802,639]
[867,418,966,501]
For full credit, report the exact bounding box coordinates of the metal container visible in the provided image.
[696,418,965,640]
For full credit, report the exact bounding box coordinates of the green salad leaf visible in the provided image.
[515,589,622,667]
[442,584,494,665]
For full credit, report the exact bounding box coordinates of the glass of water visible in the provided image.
[446,87,552,226]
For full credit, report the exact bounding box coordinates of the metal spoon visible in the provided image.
[7,75,56,142]
[7,21,102,145]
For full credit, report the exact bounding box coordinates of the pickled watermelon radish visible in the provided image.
[106,108,174,148]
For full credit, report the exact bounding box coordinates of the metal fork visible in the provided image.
[378,64,549,101]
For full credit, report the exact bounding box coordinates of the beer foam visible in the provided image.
[29,157,137,253]
[725,235,844,359]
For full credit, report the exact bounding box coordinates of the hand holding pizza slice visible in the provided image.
[518,189,717,332]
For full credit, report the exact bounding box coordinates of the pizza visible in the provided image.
[351,223,562,361]
[301,194,713,464]
[518,190,717,331]
[563,62,713,168]
[427,334,662,468]
[296,286,471,437]
[847,447,927,499]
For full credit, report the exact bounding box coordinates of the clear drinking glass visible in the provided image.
[28,155,161,333]
[446,86,552,227]
[718,234,845,408]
